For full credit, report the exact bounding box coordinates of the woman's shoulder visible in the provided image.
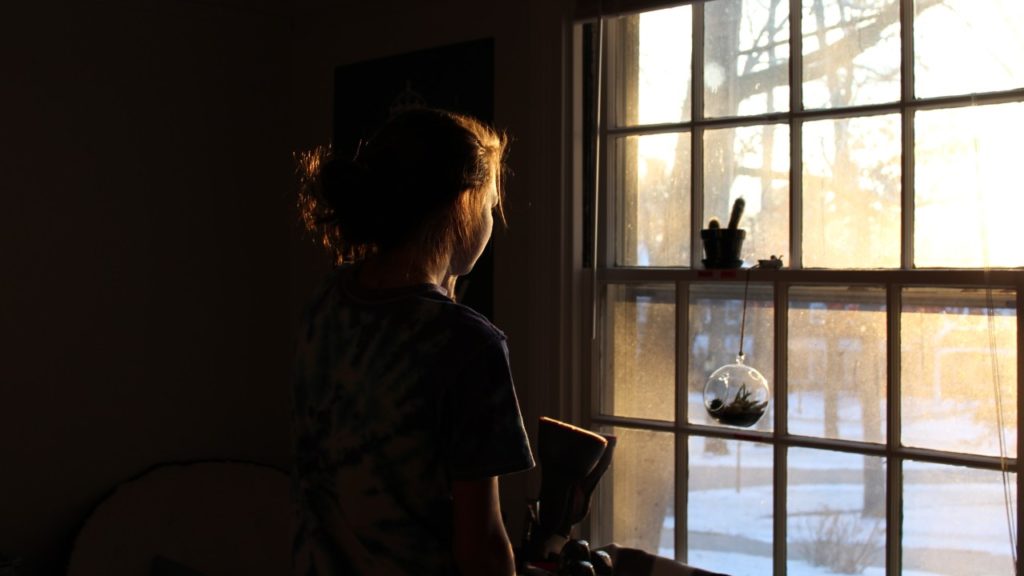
[326,264,506,339]
[414,292,504,347]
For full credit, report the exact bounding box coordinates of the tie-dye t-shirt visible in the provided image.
[290,264,535,576]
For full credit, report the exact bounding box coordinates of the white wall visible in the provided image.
[1,0,572,573]
[1,1,293,574]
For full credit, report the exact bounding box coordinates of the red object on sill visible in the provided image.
[697,269,740,279]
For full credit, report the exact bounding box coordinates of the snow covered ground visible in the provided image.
[613,392,1018,575]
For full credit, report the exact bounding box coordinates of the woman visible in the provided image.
[291,108,534,576]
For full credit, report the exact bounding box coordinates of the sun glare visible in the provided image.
[628,0,1024,269]
[916,102,1024,268]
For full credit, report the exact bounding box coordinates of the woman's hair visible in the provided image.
[297,108,508,267]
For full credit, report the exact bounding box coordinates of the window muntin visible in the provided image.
[584,0,1023,574]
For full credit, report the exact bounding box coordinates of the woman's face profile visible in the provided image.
[450,172,497,277]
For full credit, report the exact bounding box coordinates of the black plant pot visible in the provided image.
[700,228,745,269]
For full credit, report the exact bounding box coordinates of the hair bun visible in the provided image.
[319,156,382,244]
[297,108,506,262]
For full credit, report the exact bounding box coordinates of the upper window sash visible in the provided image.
[574,0,711,21]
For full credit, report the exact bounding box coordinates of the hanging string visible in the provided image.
[737,264,758,360]
[983,247,1017,570]
[985,276,1016,571]
[968,100,1016,572]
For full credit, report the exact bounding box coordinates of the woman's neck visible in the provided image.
[356,246,449,291]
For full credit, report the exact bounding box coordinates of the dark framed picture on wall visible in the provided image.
[333,38,496,320]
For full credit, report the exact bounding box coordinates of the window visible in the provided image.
[573,1,1023,574]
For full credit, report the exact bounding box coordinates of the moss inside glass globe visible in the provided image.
[703,355,769,428]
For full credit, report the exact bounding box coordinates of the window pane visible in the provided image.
[705,0,790,118]
[689,283,774,430]
[903,461,1017,575]
[802,114,901,268]
[901,287,1018,457]
[915,0,1024,98]
[914,103,1024,268]
[802,0,901,109]
[595,426,675,556]
[788,286,887,443]
[703,124,790,267]
[688,437,773,575]
[787,448,886,575]
[604,284,676,421]
[615,134,692,267]
[612,7,693,127]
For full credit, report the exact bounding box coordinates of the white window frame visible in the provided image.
[567,1,1024,574]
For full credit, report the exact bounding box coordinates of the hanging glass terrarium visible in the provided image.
[700,212,771,428]
[703,353,769,428]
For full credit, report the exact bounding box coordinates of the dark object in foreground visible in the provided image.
[516,418,735,575]
[520,417,616,568]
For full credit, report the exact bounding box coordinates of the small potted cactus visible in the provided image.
[700,197,746,269]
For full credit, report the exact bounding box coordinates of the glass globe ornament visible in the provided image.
[703,354,769,428]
